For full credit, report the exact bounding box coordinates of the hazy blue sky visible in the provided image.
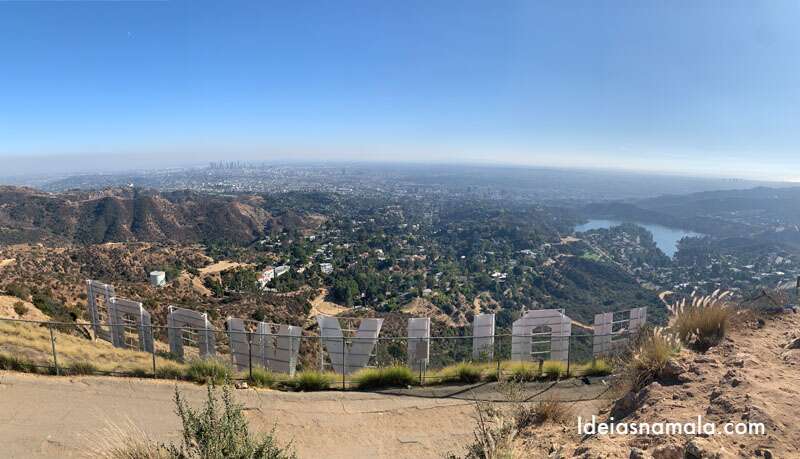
[1,1,799,179]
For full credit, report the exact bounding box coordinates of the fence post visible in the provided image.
[319,336,324,372]
[48,324,59,376]
[565,336,571,377]
[247,331,253,381]
[495,335,500,381]
[151,325,157,378]
[341,335,347,390]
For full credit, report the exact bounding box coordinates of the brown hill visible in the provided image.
[0,186,318,245]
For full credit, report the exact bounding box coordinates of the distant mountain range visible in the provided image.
[0,187,319,245]
[583,186,800,249]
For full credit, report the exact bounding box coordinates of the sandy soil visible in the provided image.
[0,295,48,321]
[517,309,800,458]
[0,373,477,458]
[306,289,351,322]
[0,372,612,458]
[0,258,16,268]
[199,260,253,275]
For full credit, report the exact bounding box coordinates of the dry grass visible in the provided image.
[461,401,519,459]
[352,365,417,389]
[432,362,488,384]
[186,358,233,385]
[577,358,613,377]
[541,360,570,379]
[669,290,732,351]
[247,366,276,388]
[514,399,570,429]
[619,328,680,392]
[283,370,336,391]
[86,420,169,459]
[505,361,539,382]
[0,320,186,375]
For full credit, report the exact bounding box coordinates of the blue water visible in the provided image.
[574,219,703,257]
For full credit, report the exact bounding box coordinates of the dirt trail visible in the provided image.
[0,372,611,458]
[0,372,477,458]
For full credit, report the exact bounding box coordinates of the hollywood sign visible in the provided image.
[85,279,646,375]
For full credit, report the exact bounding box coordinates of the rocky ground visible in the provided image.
[515,309,800,458]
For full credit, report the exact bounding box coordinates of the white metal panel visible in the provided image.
[108,296,153,353]
[511,309,572,363]
[86,279,115,342]
[167,306,215,361]
[472,313,495,360]
[407,317,430,371]
[317,315,383,374]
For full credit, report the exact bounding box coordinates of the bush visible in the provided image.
[621,328,680,392]
[286,371,335,391]
[127,367,151,378]
[352,365,417,389]
[69,360,98,375]
[5,283,31,301]
[669,292,732,351]
[436,362,483,384]
[515,399,570,429]
[248,367,275,388]
[580,358,613,377]
[169,385,296,459]
[13,301,28,317]
[506,362,539,382]
[456,401,518,459]
[156,362,187,380]
[187,358,232,385]
[0,352,36,373]
[541,360,569,379]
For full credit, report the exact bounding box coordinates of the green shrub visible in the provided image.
[156,362,186,380]
[580,359,613,377]
[187,358,232,385]
[169,385,296,458]
[128,366,151,378]
[13,301,28,317]
[69,360,98,375]
[287,371,335,391]
[352,365,416,389]
[507,362,539,382]
[0,352,36,373]
[435,362,483,384]
[5,283,31,301]
[541,360,569,379]
[248,367,275,388]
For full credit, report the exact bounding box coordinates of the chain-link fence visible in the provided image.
[0,317,633,390]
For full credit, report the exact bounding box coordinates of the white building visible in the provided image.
[320,263,333,275]
[274,265,290,277]
[149,271,166,288]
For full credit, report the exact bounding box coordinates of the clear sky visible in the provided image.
[1,1,799,180]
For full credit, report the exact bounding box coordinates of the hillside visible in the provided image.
[583,186,800,242]
[499,309,800,458]
[0,186,322,245]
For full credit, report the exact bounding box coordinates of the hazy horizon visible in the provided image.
[3,2,800,181]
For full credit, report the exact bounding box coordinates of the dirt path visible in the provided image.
[0,372,477,458]
[0,372,611,458]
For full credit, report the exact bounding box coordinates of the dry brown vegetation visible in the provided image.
[0,320,172,374]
